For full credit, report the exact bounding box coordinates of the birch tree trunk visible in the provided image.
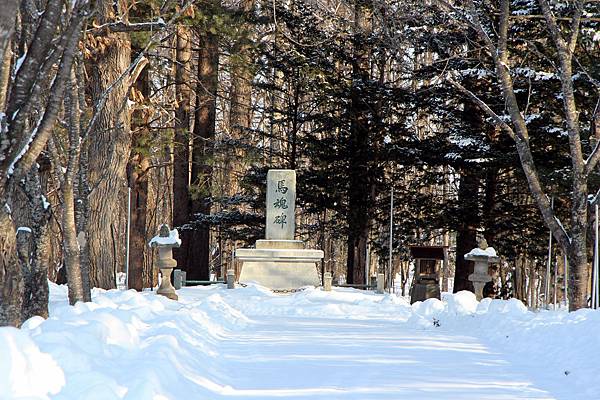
[59,68,87,304]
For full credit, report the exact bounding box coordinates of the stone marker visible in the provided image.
[149,224,180,300]
[227,270,235,289]
[173,269,186,290]
[323,272,332,292]
[464,239,499,300]
[377,273,385,294]
[236,169,323,290]
[266,169,296,240]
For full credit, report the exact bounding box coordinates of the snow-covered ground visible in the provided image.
[2,283,600,399]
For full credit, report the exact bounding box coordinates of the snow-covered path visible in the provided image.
[5,283,600,399]
[208,316,551,399]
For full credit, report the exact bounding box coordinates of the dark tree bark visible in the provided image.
[188,31,219,281]
[227,0,254,197]
[85,0,132,289]
[127,62,150,291]
[453,168,480,293]
[0,0,18,70]
[0,207,22,326]
[346,2,372,285]
[19,169,51,317]
[172,19,192,277]
[0,0,16,111]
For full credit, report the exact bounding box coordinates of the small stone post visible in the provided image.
[323,272,332,291]
[173,269,183,290]
[227,269,235,289]
[377,273,385,294]
[150,224,179,300]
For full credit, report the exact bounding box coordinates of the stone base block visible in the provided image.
[468,273,492,283]
[410,281,440,304]
[255,240,305,249]
[238,261,320,290]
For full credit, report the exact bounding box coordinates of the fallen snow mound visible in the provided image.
[1,284,599,399]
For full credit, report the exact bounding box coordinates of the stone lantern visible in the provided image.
[149,224,180,300]
[464,239,499,300]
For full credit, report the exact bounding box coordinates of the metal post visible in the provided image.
[545,197,553,307]
[593,203,599,309]
[564,253,569,309]
[365,242,370,289]
[388,186,394,293]
[553,258,558,309]
[125,187,131,290]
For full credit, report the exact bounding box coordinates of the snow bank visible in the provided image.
[0,327,65,399]
[2,284,600,398]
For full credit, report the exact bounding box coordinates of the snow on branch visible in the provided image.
[88,20,167,34]
[446,76,517,141]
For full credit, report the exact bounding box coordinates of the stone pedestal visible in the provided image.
[237,242,322,290]
[323,272,332,291]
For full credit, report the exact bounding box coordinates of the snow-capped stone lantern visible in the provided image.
[464,239,499,300]
[149,224,181,300]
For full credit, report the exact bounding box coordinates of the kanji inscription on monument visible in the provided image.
[266,169,296,240]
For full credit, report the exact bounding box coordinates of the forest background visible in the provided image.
[0,0,599,327]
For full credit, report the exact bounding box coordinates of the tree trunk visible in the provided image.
[0,0,20,327]
[127,154,149,290]
[346,2,372,286]
[19,169,52,318]
[453,168,479,293]
[127,53,151,291]
[0,0,18,71]
[567,226,589,310]
[0,38,11,111]
[60,69,87,304]
[188,31,219,281]
[85,0,132,289]
[1,205,23,326]
[172,21,192,276]
[227,0,254,197]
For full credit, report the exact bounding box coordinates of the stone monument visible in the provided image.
[236,169,323,290]
[464,239,499,300]
[149,224,180,300]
